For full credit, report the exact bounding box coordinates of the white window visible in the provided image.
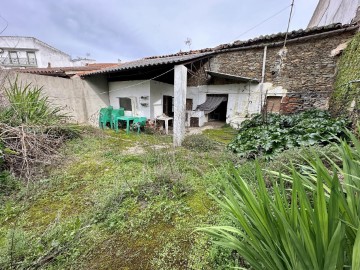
[27,52,37,65]
[9,51,19,64]
[119,97,132,111]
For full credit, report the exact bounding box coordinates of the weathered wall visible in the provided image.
[109,80,151,117]
[109,79,268,128]
[150,80,174,118]
[187,82,281,128]
[330,32,360,125]
[189,30,356,114]
[308,0,360,27]
[1,71,109,125]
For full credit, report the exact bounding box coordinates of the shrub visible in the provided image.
[0,77,67,126]
[227,110,349,159]
[182,134,217,152]
[0,78,81,180]
[199,126,360,269]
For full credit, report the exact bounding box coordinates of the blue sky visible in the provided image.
[0,0,319,62]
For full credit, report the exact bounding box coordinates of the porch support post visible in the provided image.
[173,64,187,147]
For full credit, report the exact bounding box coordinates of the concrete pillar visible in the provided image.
[173,65,187,147]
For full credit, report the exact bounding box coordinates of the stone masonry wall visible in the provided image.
[188,30,357,114]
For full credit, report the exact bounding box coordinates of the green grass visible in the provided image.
[203,125,238,144]
[1,124,347,269]
[0,128,236,269]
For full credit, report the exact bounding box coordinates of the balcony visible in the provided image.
[0,57,37,67]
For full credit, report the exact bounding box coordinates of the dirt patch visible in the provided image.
[123,143,171,155]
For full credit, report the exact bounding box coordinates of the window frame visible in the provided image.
[26,51,37,66]
[119,97,132,111]
[8,51,19,64]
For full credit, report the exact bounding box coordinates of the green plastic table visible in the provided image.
[116,116,137,134]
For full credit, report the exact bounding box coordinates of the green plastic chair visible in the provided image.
[111,108,125,130]
[99,106,113,129]
[132,117,147,133]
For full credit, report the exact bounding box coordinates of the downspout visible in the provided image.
[260,46,267,116]
[261,46,267,83]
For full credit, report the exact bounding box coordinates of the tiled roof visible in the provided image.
[15,63,118,77]
[81,23,358,77]
[82,52,213,76]
[214,23,357,50]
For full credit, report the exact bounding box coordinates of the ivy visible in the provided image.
[227,110,349,159]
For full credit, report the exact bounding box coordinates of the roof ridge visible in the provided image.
[139,23,358,60]
[215,22,358,50]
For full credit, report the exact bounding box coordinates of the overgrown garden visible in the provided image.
[0,76,359,269]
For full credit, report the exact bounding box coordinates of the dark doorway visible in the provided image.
[163,95,174,117]
[207,94,228,122]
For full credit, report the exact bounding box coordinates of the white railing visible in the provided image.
[0,57,37,67]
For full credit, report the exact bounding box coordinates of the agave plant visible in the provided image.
[1,77,66,126]
[200,126,360,269]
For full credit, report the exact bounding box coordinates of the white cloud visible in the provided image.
[1,0,318,62]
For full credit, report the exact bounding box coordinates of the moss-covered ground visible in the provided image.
[0,127,239,269]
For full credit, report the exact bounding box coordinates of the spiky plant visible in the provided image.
[1,77,66,126]
[199,127,360,269]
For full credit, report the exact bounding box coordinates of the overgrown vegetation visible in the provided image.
[0,79,358,269]
[228,110,349,159]
[0,129,241,269]
[200,127,360,269]
[0,78,66,125]
[182,134,218,152]
[331,32,360,123]
[0,78,80,180]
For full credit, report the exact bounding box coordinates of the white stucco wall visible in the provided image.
[107,79,287,129]
[187,83,262,128]
[0,37,82,68]
[150,80,174,118]
[308,0,360,27]
[109,80,150,117]
[2,71,109,125]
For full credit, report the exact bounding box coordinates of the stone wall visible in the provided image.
[188,29,357,114]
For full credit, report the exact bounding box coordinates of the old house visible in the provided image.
[81,23,358,131]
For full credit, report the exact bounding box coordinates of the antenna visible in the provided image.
[184,37,192,50]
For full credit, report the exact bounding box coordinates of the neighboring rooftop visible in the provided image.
[82,52,213,76]
[16,63,118,78]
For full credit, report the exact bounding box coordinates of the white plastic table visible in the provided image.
[155,115,173,135]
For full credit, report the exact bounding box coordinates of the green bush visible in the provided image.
[200,126,360,269]
[182,134,217,152]
[227,110,349,159]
